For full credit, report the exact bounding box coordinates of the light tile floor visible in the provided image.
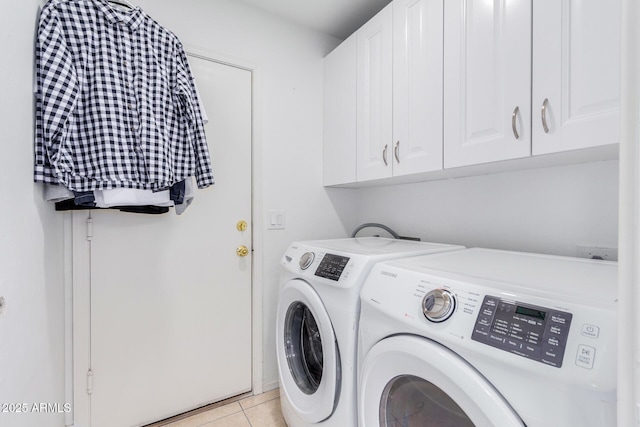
[149,389,287,427]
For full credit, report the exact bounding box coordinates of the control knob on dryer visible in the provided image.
[422,289,456,323]
[299,252,315,270]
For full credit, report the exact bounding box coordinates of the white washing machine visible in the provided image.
[276,237,464,427]
[358,248,617,427]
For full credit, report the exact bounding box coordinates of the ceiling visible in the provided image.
[236,0,392,40]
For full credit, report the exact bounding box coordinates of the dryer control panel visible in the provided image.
[282,244,359,287]
[471,296,572,368]
[314,253,350,281]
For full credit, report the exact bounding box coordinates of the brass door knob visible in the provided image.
[237,220,248,232]
[236,245,250,257]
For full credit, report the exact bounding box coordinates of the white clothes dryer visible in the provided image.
[358,248,617,427]
[276,237,464,427]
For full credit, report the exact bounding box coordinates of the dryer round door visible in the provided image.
[359,335,525,427]
[276,279,339,423]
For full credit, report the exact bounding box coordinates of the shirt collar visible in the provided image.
[96,0,145,31]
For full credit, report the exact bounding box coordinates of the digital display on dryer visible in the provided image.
[516,305,546,320]
[314,254,349,281]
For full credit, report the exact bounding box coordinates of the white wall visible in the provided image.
[356,160,619,256]
[131,0,360,390]
[0,1,67,426]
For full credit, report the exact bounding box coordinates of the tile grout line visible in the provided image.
[238,390,281,411]
[241,395,280,411]
[242,395,282,427]
[245,408,254,427]
[193,409,247,427]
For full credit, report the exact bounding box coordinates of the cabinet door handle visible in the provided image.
[383,144,388,166]
[512,106,520,140]
[541,98,550,133]
[394,141,400,164]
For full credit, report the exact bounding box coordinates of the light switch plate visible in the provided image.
[268,210,285,230]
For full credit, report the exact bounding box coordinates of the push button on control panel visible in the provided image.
[576,345,596,369]
[581,324,600,339]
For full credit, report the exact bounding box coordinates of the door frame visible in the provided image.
[63,46,264,427]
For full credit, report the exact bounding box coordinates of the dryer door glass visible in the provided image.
[284,301,323,394]
[380,375,474,427]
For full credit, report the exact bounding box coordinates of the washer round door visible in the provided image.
[276,279,340,423]
[359,335,525,427]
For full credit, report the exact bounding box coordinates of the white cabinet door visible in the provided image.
[357,3,393,181]
[444,0,532,169]
[532,0,621,155]
[324,34,357,186]
[393,0,444,176]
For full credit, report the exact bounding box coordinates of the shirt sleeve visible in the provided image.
[34,3,79,184]
[175,45,215,189]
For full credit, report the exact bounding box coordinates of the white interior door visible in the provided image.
[77,57,252,427]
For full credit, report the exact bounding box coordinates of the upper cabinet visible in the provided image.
[443,0,532,169]
[323,0,444,185]
[444,0,621,169]
[356,0,445,182]
[323,34,357,186]
[393,0,444,177]
[356,4,394,181]
[323,0,620,187]
[532,0,621,155]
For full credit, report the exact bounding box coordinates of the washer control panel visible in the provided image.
[471,295,573,367]
[314,253,350,281]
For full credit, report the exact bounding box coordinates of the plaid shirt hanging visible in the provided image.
[34,0,214,192]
